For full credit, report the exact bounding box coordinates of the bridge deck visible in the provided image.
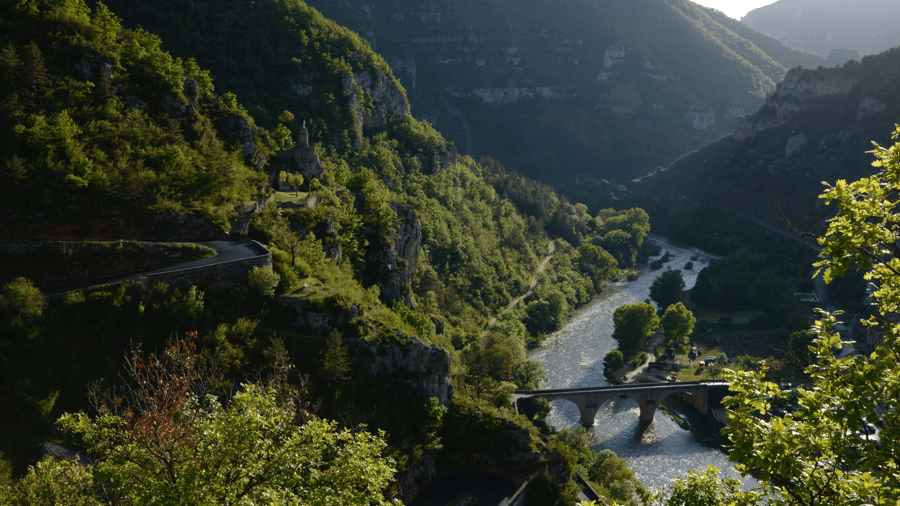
[516,380,728,396]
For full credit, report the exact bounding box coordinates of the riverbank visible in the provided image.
[530,235,755,492]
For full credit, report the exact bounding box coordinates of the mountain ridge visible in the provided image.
[638,47,900,230]
[101,0,827,182]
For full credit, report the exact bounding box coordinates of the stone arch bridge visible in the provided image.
[516,381,730,426]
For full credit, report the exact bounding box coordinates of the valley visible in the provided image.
[1,0,899,504]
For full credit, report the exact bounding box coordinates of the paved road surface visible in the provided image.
[43,240,262,295]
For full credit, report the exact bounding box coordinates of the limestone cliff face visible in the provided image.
[735,66,860,140]
[304,0,822,181]
[361,201,422,306]
[644,48,900,230]
[352,334,453,404]
[342,66,411,149]
[277,296,452,402]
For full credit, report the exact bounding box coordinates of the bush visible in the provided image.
[248,266,280,298]
[603,349,625,375]
[0,277,43,328]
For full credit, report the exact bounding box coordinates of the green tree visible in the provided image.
[56,338,399,505]
[660,302,696,354]
[1,456,100,506]
[321,329,350,383]
[602,349,626,383]
[611,302,659,350]
[666,466,757,506]
[603,349,625,376]
[248,265,280,298]
[576,243,620,280]
[649,270,685,311]
[272,110,295,149]
[279,170,304,197]
[0,277,44,329]
[723,126,900,505]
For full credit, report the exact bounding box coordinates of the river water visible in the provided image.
[528,235,757,494]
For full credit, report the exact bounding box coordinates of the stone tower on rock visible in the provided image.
[272,120,325,190]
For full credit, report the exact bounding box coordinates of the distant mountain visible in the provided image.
[742,0,900,58]
[178,0,824,182]
[638,48,900,230]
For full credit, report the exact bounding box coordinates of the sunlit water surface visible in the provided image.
[529,236,757,493]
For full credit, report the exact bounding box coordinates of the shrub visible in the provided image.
[0,277,43,329]
[248,265,280,298]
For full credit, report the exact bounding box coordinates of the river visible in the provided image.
[528,235,757,494]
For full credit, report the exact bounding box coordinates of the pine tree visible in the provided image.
[21,42,50,108]
[321,329,350,383]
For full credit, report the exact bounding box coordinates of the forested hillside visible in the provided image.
[0,0,653,502]
[0,0,269,224]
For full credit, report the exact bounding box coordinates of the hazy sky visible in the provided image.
[692,1,778,20]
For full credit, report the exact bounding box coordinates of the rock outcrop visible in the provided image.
[272,122,326,184]
[360,201,422,306]
[735,66,861,140]
[352,334,453,404]
[642,47,900,230]
[32,442,92,467]
[277,297,364,335]
[742,0,900,57]
[217,111,268,166]
[342,66,411,149]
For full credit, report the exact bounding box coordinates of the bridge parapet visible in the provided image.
[516,381,729,425]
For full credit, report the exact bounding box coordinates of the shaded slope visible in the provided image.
[300,0,824,181]
[742,0,900,57]
[638,48,900,230]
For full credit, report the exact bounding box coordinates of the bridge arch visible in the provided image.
[515,381,727,425]
[659,390,706,416]
[545,398,584,425]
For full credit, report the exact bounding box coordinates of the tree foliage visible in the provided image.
[0,0,266,221]
[665,466,756,506]
[56,337,399,505]
[603,349,625,377]
[611,302,659,350]
[248,265,280,298]
[649,270,685,311]
[0,456,100,506]
[0,277,43,329]
[723,126,900,505]
[660,302,696,354]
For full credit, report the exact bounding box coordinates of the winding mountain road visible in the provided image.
[481,240,556,340]
[43,240,263,296]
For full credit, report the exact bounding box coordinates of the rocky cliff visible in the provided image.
[352,334,453,404]
[305,0,826,182]
[361,200,422,306]
[640,47,900,229]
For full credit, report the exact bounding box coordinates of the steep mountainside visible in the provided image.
[638,48,900,230]
[742,0,900,57]
[102,0,824,182]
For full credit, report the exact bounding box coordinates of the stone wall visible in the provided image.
[46,241,272,297]
[141,242,271,290]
